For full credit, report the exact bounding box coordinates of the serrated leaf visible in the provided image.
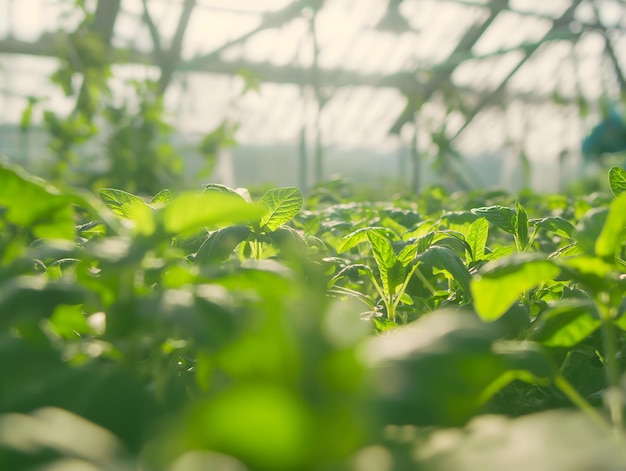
[259,187,303,232]
[531,217,575,238]
[471,206,516,234]
[337,227,397,253]
[396,243,418,267]
[608,166,626,196]
[150,189,172,207]
[467,217,489,262]
[98,188,149,218]
[367,230,396,270]
[471,256,561,322]
[367,230,397,296]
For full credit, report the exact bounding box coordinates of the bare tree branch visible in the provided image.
[158,0,196,94]
[141,0,163,59]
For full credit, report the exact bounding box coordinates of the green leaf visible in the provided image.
[549,242,582,259]
[396,243,418,267]
[483,245,516,261]
[98,188,149,218]
[363,309,503,426]
[608,166,626,196]
[466,217,489,261]
[203,183,250,203]
[417,246,472,299]
[160,192,264,235]
[440,211,479,225]
[531,217,575,238]
[367,230,396,270]
[471,206,516,234]
[575,208,608,255]
[595,192,626,259]
[515,200,529,250]
[0,161,76,239]
[367,230,397,296]
[48,304,91,339]
[259,187,303,232]
[0,276,85,329]
[530,301,600,347]
[558,255,618,296]
[337,227,397,253]
[471,255,561,322]
[150,189,172,207]
[195,225,251,264]
[329,264,376,288]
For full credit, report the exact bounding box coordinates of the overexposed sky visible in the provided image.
[1,0,624,189]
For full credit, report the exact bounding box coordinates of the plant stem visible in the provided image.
[554,374,610,431]
[391,262,420,316]
[252,239,262,260]
[601,318,624,433]
[412,264,437,296]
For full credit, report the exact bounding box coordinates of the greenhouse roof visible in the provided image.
[1,0,625,188]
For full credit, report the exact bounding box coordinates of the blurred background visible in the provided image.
[1,0,625,196]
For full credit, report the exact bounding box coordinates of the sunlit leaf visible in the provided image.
[466,218,489,261]
[417,246,471,299]
[259,187,303,232]
[514,200,529,250]
[595,192,626,259]
[98,188,149,218]
[608,166,626,196]
[160,192,263,235]
[337,227,397,253]
[471,206,516,234]
[531,217,575,239]
[150,189,172,207]
[471,256,560,322]
[530,301,600,347]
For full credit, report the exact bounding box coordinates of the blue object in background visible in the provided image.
[581,107,626,163]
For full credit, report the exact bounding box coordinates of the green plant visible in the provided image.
[1,159,626,470]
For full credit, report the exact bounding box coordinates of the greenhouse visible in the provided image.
[2,0,625,192]
[1,1,626,470]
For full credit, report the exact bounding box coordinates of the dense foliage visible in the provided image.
[1,160,626,470]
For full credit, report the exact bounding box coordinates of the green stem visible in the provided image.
[412,265,437,296]
[252,239,262,260]
[527,226,539,250]
[365,271,393,321]
[391,262,420,315]
[513,234,521,253]
[601,318,623,432]
[554,374,610,431]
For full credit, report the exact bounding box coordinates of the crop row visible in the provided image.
[1,160,626,470]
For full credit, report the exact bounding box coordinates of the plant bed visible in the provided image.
[1,160,625,470]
